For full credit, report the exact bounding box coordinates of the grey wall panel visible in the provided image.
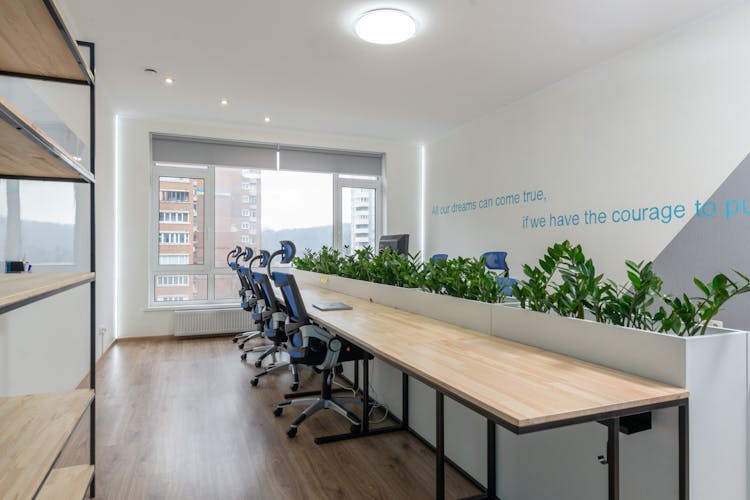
[653,153,750,330]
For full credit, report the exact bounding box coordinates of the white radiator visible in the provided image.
[173,309,255,336]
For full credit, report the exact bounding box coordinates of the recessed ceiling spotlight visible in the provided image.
[164,77,175,85]
[264,116,271,123]
[355,9,416,45]
[220,98,229,106]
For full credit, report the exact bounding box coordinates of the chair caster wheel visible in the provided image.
[287,427,297,438]
[240,353,247,361]
[254,359,263,368]
[290,383,299,392]
[313,367,323,374]
[232,337,238,343]
[250,378,259,387]
[238,342,245,349]
[350,424,361,434]
[273,407,283,417]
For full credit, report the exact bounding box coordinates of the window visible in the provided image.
[159,211,189,223]
[157,177,204,266]
[159,232,189,244]
[0,179,85,268]
[151,157,380,306]
[153,274,208,302]
[160,190,190,202]
[339,184,379,254]
[159,254,190,265]
[156,295,188,302]
[156,275,189,286]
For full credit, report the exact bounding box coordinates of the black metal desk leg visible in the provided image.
[362,357,370,434]
[607,418,620,500]
[436,391,445,500]
[679,403,689,500]
[487,419,496,498]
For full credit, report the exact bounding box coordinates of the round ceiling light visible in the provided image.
[355,9,416,45]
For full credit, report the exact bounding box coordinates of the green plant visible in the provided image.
[512,241,604,318]
[293,245,505,303]
[603,260,663,330]
[514,240,750,337]
[657,272,750,336]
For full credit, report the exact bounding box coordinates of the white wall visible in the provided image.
[425,2,750,282]
[116,116,419,338]
[410,3,750,499]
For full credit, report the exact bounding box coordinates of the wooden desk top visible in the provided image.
[295,284,688,430]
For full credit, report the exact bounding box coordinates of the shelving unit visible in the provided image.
[0,0,97,498]
[0,272,95,314]
[0,96,94,182]
[0,390,94,498]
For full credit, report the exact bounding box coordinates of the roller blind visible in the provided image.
[279,147,382,176]
[152,134,383,176]
[151,134,277,170]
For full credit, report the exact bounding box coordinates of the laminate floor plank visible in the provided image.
[59,337,479,499]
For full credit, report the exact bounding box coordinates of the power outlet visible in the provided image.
[98,325,108,336]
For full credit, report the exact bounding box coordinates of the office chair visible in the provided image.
[270,241,369,438]
[237,249,274,355]
[482,251,517,295]
[431,253,448,263]
[249,243,301,391]
[229,247,257,344]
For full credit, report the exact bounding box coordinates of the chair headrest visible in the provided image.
[482,251,508,270]
[259,250,271,267]
[280,240,296,264]
[243,247,254,261]
[431,253,448,263]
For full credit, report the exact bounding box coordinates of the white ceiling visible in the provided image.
[61,0,735,142]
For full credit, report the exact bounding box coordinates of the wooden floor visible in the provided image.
[59,337,479,499]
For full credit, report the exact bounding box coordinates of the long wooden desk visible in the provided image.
[293,283,689,500]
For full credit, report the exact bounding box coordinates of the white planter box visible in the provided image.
[490,304,748,500]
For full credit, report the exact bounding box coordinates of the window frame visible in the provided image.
[150,165,213,307]
[333,175,382,253]
[149,164,383,309]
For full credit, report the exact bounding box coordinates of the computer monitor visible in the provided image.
[378,234,409,255]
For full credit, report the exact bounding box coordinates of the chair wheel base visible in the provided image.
[273,407,283,417]
[250,378,259,387]
[240,353,247,361]
[287,427,297,438]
